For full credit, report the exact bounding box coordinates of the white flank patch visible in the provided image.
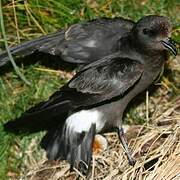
[66,110,104,133]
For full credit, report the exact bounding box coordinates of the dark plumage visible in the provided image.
[4,15,177,174]
[0,17,134,67]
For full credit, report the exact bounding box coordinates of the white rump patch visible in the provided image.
[66,110,104,133]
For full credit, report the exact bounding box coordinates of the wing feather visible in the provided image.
[46,55,143,109]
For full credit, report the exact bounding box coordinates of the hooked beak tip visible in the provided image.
[161,38,177,56]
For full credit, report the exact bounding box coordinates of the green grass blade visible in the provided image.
[0,0,31,86]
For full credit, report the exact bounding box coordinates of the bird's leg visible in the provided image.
[117,126,136,166]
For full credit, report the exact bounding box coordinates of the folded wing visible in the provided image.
[4,54,143,134]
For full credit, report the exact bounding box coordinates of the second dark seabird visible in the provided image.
[4,16,177,173]
[0,16,134,67]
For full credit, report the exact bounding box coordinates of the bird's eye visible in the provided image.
[143,28,149,35]
[143,28,156,36]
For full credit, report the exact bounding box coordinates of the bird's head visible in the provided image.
[133,15,177,56]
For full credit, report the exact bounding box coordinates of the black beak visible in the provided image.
[161,38,177,56]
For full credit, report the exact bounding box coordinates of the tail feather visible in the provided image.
[4,100,70,134]
[0,30,64,67]
[41,123,96,173]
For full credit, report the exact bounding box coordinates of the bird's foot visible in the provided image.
[128,156,136,166]
[118,126,136,166]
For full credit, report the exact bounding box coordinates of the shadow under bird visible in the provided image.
[4,15,177,173]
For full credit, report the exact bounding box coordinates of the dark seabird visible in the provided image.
[0,17,134,67]
[4,15,177,173]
